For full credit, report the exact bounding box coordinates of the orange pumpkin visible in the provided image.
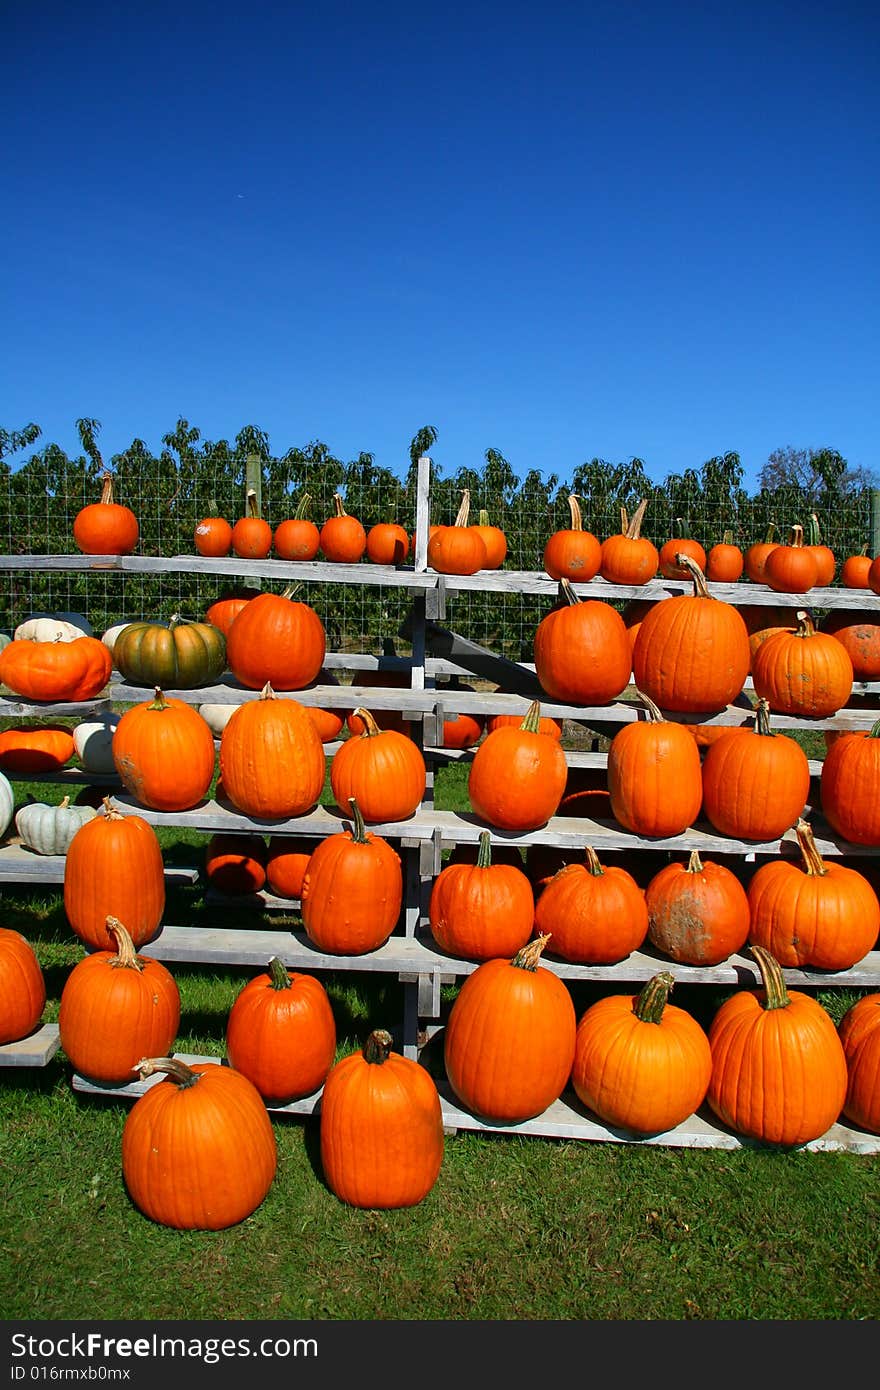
[219,684,325,820]
[599,500,659,586]
[265,835,320,899]
[751,610,854,718]
[204,587,261,636]
[112,687,216,812]
[194,515,233,557]
[486,711,562,741]
[0,724,75,773]
[205,832,268,895]
[225,585,326,691]
[468,700,567,831]
[73,471,139,555]
[706,530,744,583]
[645,849,750,966]
[543,494,601,582]
[840,546,872,590]
[63,798,165,950]
[838,993,880,1133]
[533,579,631,705]
[330,706,426,822]
[427,489,487,576]
[820,717,880,845]
[819,610,880,681]
[534,845,648,964]
[805,513,836,586]
[699,697,811,842]
[763,523,820,594]
[428,829,535,960]
[231,489,272,559]
[225,957,337,1102]
[300,800,403,954]
[319,493,367,563]
[607,692,703,838]
[365,521,410,566]
[273,494,321,561]
[473,508,507,570]
[0,635,112,703]
[743,522,779,584]
[0,927,46,1045]
[658,529,707,581]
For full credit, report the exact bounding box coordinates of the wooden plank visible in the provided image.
[0,1022,60,1068]
[0,843,199,885]
[118,555,439,589]
[0,697,111,717]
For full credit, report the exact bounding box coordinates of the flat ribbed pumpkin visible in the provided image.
[533,579,631,705]
[645,849,750,966]
[607,691,703,838]
[428,829,535,961]
[0,635,112,702]
[330,706,426,822]
[631,554,750,714]
[820,718,880,845]
[468,700,567,831]
[63,798,165,950]
[219,683,325,820]
[700,697,811,842]
[534,846,648,964]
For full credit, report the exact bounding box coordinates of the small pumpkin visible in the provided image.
[226,956,337,1103]
[534,845,648,964]
[428,829,535,961]
[73,471,139,555]
[112,687,217,812]
[468,699,567,831]
[839,545,872,590]
[300,799,403,954]
[15,794,96,856]
[543,494,601,582]
[658,522,707,580]
[231,489,272,559]
[319,493,367,563]
[0,724,76,773]
[330,706,426,822]
[194,515,233,557]
[645,849,750,966]
[805,513,836,587]
[365,520,410,566]
[838,993,880,1133]
[320,1028,444,1209]
[113,616,227,691]
[473,508,507,570]
[0,927,46,1045]
[205,832,268,895]
[427,489,487,576]
[743,522,779,584]
[599,500,659,586]
[706,530,744,583]
[273,493,321,561]
[763,523,820,594]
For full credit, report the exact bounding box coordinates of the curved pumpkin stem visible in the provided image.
[685,849,704,875]
[631,688,666,724]
[363,1028,394,1064]
[794,610,817,638]
[722,528,735,546]
[268,956,292,990]
[566,495,584,531]
[794,817,828,877]
[518,699,546,734]
[453,490,472,528]
[632,972,676,1024]
[511,932,551,971]
[674,552,712,598]
[106,916,144,972]
[347,799,370,844]
[584,845,605,877]
[259,682,280,702]
[99,472,115,506]
[786,523,807,548]
[295,493,312,520]
[99,796,125,822]
[753,697,775,737]
[749,944,791,1012]
[350,707,382,738]
[332,493,349,518]
[134,1056,202,1088]
[558,577,581,608]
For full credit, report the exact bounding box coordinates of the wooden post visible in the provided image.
[871,489,880,557]
[413,455,431,572]
[245,453,263,518]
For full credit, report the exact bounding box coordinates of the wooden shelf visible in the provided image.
[0,843,199,886]
[0,1022,60,1068]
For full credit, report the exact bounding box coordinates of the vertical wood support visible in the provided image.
[871,489,880,558]
[245,453,263,518]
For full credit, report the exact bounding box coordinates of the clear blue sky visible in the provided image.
[2,0,878,489]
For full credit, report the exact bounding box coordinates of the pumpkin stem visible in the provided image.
[246,488,261,519]
[749,944,791,1012]
[453,490,472,528]
[147,686,170,712]
[567,495,584,532]
[794,817,828,877]
[134,1056,202,1088]
[584,845,605,876]
[259,682,279,701]
[479,508,491,527]
[794,610,816,639]
[295,493,312,520]
[558,577,580,608]
[722,528,735,546]
[106,916,143,972]
[685,848,703,874]
[99,796,124,822]
[351,706,382,738]
[332,492,349,518]
[754,698,774,737]
[786,523,806,548]
[347,798,370,844]
[632,688,666,724]
[511,932,551,971]
[99,472,115,506]
[363,1028,395,1064]
[58,795,71,811]
[268,956,292,990]
[476,830,494,869]
[632,972,676,1024]
[619,504,629,535]
[518,699,546,734]
[674,552,711,598]
[625,499,648,540]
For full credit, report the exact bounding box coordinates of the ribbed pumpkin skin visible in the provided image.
[428,833,535,960]
[113,620,226,691]
[0,636,112,702]
[645,852,750,966]
[443,938,577,1122]
[706,541,743,583]
[751,616,854,717]
[838,993,880,1133]
[468,704,568,831]
[112,691,216,812]
[58,920,180,1082]
[428,526,487,576]
[632,583,750,714]
[747,823,880,971]
[706,951,848,1146]
[607,712,703,838]
[225,591,326,691]
[219,689,325,819]
[700,705,811,841]
[0,928,46,1045]
[225,962,337,1102]
[121,1060,277,1230]
[533,596,631,704]
[300,815,403,954]
[820,723,880,845]
[63,804,165,950]
[205,833,268,895]
[204,590,260,636]
[320,1030,444,1209]
[571,975,713,1133]
[534,849,648,964]
[330,710,426,822]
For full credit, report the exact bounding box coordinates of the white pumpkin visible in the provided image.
[73,712,122,773]
[15,795,96,856]
[0,770,14,839]
[15,610,93,641]
[198,703,243,737]
[101,621,132,657]
[14,617,84,643]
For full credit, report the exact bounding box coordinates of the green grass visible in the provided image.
[2,755,880,1323]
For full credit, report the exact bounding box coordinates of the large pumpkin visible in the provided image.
[73,471,139,555]
[467,700,567,831]
[542,494,601,582]
[750,610,854,718]
[443,934,577,1123]
[320,1028,444,1209]
[0,635,112,702]
[428,829,535,961]
[699,697,811,842]
[121,1056,277,1230]
[0,927,46,1045]
[571,973,713,1134]
[606,691,703,838]
[58,916,180,1083]
[645,849,750,966]
[63,798,166,950]
[533,845,648,964]
[225,585,326,691]
[113,616,227,691]
[631,554,750,714]
[300,800,403,954]
[112,687,216,812]
[218,683,325,820]
[225,957,337,1102]
[705,944,848,1146]
[330,706,426,822]
[533,579,631,705]
[838,993,880,1133]
[820,718,880,845]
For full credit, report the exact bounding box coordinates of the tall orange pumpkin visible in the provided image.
[225,585,327,691]
[820,717,880,845]
[63,798,165,950]
[300,800,403,954]
[329,706,426,822]
[468,700,567,830]
[219,683,325,820]
[112,687,216,812]
[533,579,631,705]
[838,993,880,1133]
[607,692,703,838]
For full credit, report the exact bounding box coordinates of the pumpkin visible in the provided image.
[658,525,707,580]
[700,697,811,841]
[820,717,880,845]
[194,515,233,557]
[320,1028,444,1209]
[225,585,326,691]
[805,513,836,586]
[468,699,567,831]
[0,927,46,1045]
[542,494,601,582]
[840,546,872,590]
[273,493,321,561]
[0,725,76,773]
[571,973,713,1134]
[63,797,165,950]
[427,489,487,576]
[631,554,750,714]
[533,845,649,964]
[0,769,13,839]
[599,500,659,585]
[365,521,410,566]
[838,993,880,1133]
[112,687,216,812]
[705,943,848,1146]
[73,471,139,555]
[739,604,797,663]
[226,957,337,1102]
[751,610,854,718]
[219,683,325,820]
[621,597,657,657]
[486,711,563,741]
[265,835,320,899]
[443,934,577,1123]
[319,493,367,563]
[300,799,403,954]
[645,849,750,966]
[746,818,880,971]
[473,508,507,570]
[428,829,535,960]
[0,635,112,702]
[307,704,347,742]
[122,1056,277,1230]
[15,794,96,856]
[113,616,227,690]
[58,916,180,1083]
[73,711,122,773]
[763,523,820,594]
[607,691,703,837]
[205,832,268,895]
[533,579,632,705]
[819,609,880,681]
[440,687,485,751]
[231,489,272,559]
[706,530,744,583]
[204,587,261,636]
[743,522,779,584]
[14,615,90,643]
[197,702,241,737]
[330,706,426,822]
[102,621,137,659]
